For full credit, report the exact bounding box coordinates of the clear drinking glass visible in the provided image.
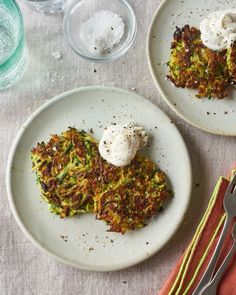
[0,0,27,90]
[23,0,66,14]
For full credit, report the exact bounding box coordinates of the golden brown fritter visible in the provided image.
[227,43,236,83]
[31,128,171,233]
[167,25,233,99]
[31,128,99,217]
[94,156,170,234]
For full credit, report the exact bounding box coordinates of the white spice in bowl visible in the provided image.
[80,10,125,55]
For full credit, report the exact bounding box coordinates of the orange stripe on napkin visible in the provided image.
[159,170,236,295]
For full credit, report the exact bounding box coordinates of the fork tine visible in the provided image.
[226,173,236,195]
[232,222,236,236]
[232,184,236,195]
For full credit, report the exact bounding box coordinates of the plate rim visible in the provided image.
[146,0,236,137]
[6,85,192,271]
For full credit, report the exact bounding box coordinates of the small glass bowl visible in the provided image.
[63,0,137,62]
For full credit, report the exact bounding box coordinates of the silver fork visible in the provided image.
[200,222,236,295]
[192,173,236,295]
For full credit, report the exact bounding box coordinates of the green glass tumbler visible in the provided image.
[0,0,27,90]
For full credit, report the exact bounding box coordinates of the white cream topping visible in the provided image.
[99,123,148,167]
[200,10,236,51]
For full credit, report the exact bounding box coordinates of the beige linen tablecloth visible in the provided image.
[0,1,235,294]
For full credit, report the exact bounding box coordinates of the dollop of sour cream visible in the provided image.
[99,123,148,167]
[200,10,236,51]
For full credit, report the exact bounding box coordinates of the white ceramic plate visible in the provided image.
[6,86,191,271]
[147,0,236,136]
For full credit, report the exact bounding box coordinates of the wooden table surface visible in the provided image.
[1,1,235,294]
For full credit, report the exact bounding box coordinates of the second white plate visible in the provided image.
[147,0,236,136]
[6,86,191,271]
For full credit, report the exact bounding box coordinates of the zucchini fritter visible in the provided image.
[31,129,98,217]
[227,43,236,83]
[31,128,171,233]
[167,25,232,99]
[94,157,170,234]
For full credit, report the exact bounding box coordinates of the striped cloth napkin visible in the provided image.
[159,169,236,295]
